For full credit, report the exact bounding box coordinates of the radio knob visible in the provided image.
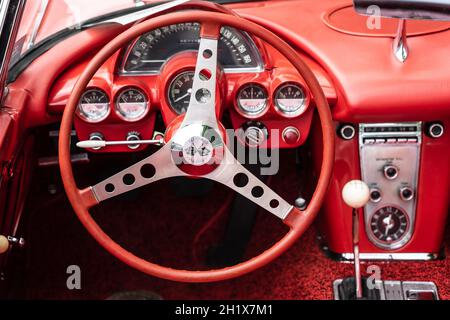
[369,188,382,203]
[383,165,399,180]
[126,132,141,150]
[399,186,414,201]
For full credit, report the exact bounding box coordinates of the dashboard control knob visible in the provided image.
[282,127,300,145]
[339,124,356,140]
[399,186,414,201]
[342,180,370,209]
[369,188,382,203]
[126,132,141,150]
[239,122,268,147]
[88,132,104,150]
[383,165,399,180]
[426,122,444,138]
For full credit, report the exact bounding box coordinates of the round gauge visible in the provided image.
[274,83,307,116]
[115,87,149,121]
[236,84,268,117]
[77,89,110,123]
[168,71,207,115]
[370,206,409,244]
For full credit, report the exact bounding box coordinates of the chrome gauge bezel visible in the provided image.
[115,87,150,122]
[273,83,308,118]
[235,83,269,118]
[77,88,111,123]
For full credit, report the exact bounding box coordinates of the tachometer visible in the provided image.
[168,71,207,114]
[115,87,149,121]
[274,83,307,117]
[236,84,268,117]
[77,88,110,123]
[123,23,262,74]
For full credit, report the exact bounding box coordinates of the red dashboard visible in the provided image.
[1,0,449,282]
[46,27,336,152]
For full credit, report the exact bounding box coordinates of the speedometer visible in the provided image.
[115,87,149,121]
[77,88,110,123]
[122,23,262,74]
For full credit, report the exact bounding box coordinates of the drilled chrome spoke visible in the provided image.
[91,144,184,202]
[204,148,293,220]
[181,36,219,130]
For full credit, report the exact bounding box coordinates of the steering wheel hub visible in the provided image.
[170,123,224,175]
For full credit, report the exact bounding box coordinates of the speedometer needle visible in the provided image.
[174,89,192,103]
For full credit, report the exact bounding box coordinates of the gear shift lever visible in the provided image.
[342,180,370,299]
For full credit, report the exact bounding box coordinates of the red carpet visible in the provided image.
[9,152,450,300]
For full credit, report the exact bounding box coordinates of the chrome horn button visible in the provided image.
[170,123,224,175]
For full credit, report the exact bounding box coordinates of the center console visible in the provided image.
[314,119,449,260]
[359,123,421,250]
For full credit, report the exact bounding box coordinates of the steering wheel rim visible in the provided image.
[59,11,334,283]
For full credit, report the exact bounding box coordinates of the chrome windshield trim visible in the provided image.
[84,0,191,27]
[26,0,49,51]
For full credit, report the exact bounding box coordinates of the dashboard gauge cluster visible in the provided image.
[77,89,110,123]
[274,83,308,117]
[77,87,149,123]
[234,82,310,119]
[122,23,263,74]
[115,87,149,121]
[236,84,268,117]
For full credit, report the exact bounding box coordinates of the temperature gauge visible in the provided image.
[115,88,149,121]
[77,88,110,123]
[236,84,268,117]
[274,83,307,117]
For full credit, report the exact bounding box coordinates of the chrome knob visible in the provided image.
[369,188,382,203]
[88,132,104,150]
[399,186,414,201]
[383,165,399,180]
[126,132,141,150]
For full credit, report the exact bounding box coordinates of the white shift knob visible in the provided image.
[342,180,370,209]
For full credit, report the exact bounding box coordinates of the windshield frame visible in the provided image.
[7,0,264,83]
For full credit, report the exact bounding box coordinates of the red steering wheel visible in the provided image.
[59,10,334,283]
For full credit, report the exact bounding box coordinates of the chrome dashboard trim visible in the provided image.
[26,0,49,51]
[359,122,422,250]
[335,252,441,261]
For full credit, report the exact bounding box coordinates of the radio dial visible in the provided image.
[383,165,399,180]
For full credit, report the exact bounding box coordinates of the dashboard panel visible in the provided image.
[47,23,337,153]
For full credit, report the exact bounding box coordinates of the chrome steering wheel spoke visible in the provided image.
[181,34,219,130]
[205,148,293,220]
[88,23,293,221]
[91,144,184,203]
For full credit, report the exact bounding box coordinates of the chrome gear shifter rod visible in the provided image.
[342,180,370,299]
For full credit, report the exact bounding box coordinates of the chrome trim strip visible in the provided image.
[393,19,408,63]
[339,252,440,261]
[26,0,49,50]
[85,0,191,27]
[0,0,26,105]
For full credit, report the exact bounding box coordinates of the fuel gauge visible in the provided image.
[274,83,307,117]
[236,84,268,117]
